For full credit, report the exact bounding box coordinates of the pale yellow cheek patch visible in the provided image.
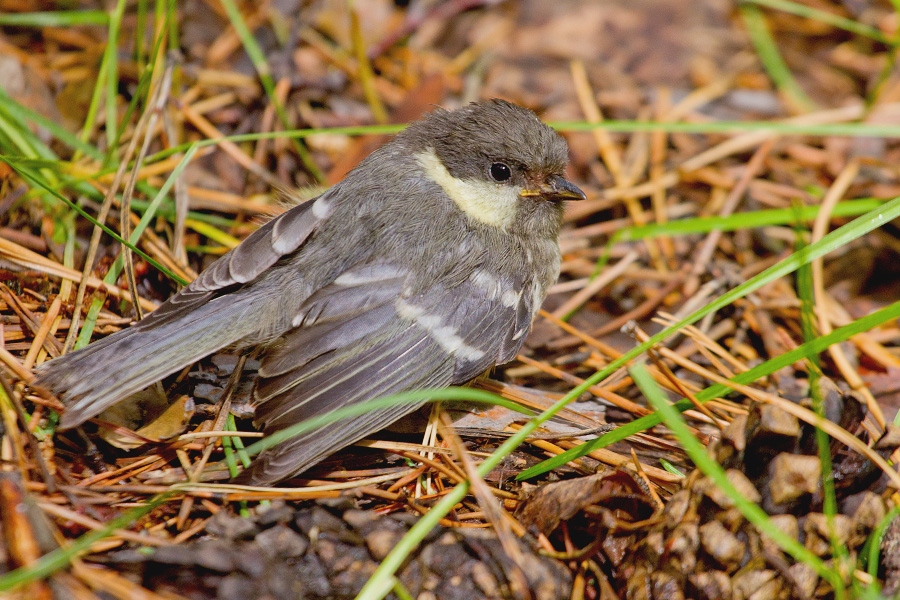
[417,149,520,229]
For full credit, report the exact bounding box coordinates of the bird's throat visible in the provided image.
[416,149,519,229]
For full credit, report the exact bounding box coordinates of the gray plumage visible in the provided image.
[34,99,584,485]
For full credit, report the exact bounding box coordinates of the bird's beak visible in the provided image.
[521,175,587,202]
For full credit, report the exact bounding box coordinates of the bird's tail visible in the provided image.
[34,292,261,429]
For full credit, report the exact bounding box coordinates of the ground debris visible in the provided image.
[3,0,900,597]
[93,499,572,600]
[606,381,900,599]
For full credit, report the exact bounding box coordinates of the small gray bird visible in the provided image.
[34,99,585,485]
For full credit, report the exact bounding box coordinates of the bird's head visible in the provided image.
[397,99,585,234]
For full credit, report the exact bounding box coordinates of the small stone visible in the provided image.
[699,521,745,569]
[747,578,781,600]
[205,511,259,540]
[255,524,309,558]
[733,570,779,599]
[366,528,403,561]
[689,570,732,600]
[664,489,692,523]
[471,562,500,597]
[192,383,224,403]
[768,453,821,505]
[211,354,241,375]
[880,516,900,595]
[255,501,293,527]
[804,513,851,556]
[788,562,818,598]
[217,573,255,600]
[761,514,799,555]
[343,509,380,531]
[718,414,747,466]
[601,535,632,566]
[668,522,699,572]
[757,404,800,438]
[722,414,748,453]
[651,571,685,600]
[702,469,761,508]
[626,565,652,600]
[850,492,887,544]
[642,530,665,562]
[874,424,900,450]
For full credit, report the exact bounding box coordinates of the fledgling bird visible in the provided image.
[34,99,585,485]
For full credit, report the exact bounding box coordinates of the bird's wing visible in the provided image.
[34,193,330,427]
[238,261,534,484]
[141,192,328,325]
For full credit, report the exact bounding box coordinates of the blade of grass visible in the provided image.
[629,363,845,598]
[0,88,101,159]
[113,0,175,150]
[2,148,246,229]
[1,156,188,286]
[553,119,900,136]
[9,109,898,179]
[161,0,179,59]
[359,196,900,599]
[75,11,111,161]
[104,0,127,154]
[142,117,900,166]
[350,1,388,124]
[0,11,108,26]
[240,387,534,459]
[586,198,882,284]
[218,0,325,182]
[0,121,63,200]
[135,0,149,67]
[520,296,900,479]
[0,491,173,592]
[75,144,199,348]
[865,507,900,588]
[793,204,848,568]
[0,154,247,228]
[519,194,900,479]
[226,414,252,469]
[612,198,884,241]
[740,3,818,112]
[742,0,891,44]
[184,219,241,248]
[0,110,41,159]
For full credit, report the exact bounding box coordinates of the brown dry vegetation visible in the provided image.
[2,1,900,598]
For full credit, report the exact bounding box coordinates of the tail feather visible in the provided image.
[34,293,261,429]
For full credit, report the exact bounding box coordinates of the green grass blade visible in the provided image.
[218,0,324,182]
[114,0,175,149]
[740,3,818,112]
[792,208,845,563]
[140,118,900,168]
[240,387,533,459]
[520,194,900,479]
[361,195,900,597]
[0,88,101,158]
[630,363,845,597]
[0,491,173,591]
[1,156,187,286]
[0,11,108,26]
[520,296,900,479]
[742,0,891,44]
[74,144,199,347]
[614,199,883,241]
[104,0,127,153]
[865,507,900,586]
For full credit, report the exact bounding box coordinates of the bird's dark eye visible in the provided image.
[489,162,512,182]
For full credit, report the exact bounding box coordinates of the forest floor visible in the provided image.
[2,0,900,598]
